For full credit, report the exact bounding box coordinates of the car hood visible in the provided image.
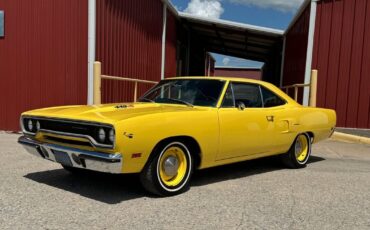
[22,102,205,124]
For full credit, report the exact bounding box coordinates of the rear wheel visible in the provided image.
[282,133,311,168]
[140,141,193,196]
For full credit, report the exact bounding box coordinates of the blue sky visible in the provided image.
[170,0,303,67]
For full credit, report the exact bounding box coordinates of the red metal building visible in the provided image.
[0,0,178,130]
[96,0,165,103]
[214,67,262,80]
[312,0,370,129]
[0,0,88,131]
[282,4,310,87]
[0,0,369,130]
[282,0,370,129]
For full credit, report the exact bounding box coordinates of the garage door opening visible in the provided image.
[177,12,284,86]
[208,53,264,80]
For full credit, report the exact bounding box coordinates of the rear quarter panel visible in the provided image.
[261,81,336,145]
[295,107,336,143]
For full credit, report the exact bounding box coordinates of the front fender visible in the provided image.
[114,109,219,173]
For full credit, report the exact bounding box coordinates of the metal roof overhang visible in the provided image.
[179,12,284,62]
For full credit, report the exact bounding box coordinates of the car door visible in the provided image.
[217,82,275,160]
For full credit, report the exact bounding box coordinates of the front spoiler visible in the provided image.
[18,136,122,174]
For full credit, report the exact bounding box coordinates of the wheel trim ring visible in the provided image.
[156,142,192,192]
[295,135,309,163]
[159,146,187,187]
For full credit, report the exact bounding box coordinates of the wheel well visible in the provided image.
[289,132,314,150]
[306,132,314,143]
[149,136,202,170]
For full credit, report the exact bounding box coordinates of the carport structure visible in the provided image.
[178,12,284,86]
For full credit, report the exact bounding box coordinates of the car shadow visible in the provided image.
[191,155,325,187]
[24,169,146,204]
[24,155,325,204]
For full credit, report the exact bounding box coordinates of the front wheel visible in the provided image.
[282,133,311,168]
[140,141,193,196]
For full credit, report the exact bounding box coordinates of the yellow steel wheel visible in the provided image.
[282,133,311,169]
[295,134,309,163]
[141,141,193,196]
[158,146,188,187]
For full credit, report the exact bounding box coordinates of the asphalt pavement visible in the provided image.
[1,132,370,230]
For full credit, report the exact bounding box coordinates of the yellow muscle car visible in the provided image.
[18,77,336,196]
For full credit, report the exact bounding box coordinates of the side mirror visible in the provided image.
[236,101,246,111]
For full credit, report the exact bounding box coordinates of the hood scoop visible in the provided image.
[114,104,133,109]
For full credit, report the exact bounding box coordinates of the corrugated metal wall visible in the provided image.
[282,4,311,95]
[215,68,262,80]
[312,0,370,129]
[0,0,88,131]
[96,0,164,103]
[165,9,177,78]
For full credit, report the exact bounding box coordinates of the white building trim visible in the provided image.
[179,12,284,36]
[87,0,96,105]
[161,3,167,80]
[280,36,286,87]
[303,0,318,106]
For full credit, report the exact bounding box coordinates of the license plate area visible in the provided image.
[52,150,73,167]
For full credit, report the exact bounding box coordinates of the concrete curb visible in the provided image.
[331,131,370,145]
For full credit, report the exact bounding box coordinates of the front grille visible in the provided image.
[38,119,98,136]
[22,116,115,149]
[44,135,93,147]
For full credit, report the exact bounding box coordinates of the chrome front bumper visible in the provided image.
[18,136,122,174]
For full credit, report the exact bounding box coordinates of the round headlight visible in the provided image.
[98,128,106,142]
[36,121,41,131]
[109,129,115,143]
[27,120,34,131]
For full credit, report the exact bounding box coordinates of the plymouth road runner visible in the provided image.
[18,77,336,196]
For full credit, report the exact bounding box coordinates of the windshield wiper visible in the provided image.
[165,98,194,107]
[139,97,155,103]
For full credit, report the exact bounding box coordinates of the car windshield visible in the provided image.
[139,79,225,107]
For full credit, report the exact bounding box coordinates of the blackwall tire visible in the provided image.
[282,133,311,169]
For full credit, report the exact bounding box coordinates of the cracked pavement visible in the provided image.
[1,133,370,229]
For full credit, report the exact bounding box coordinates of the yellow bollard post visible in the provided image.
[309,69,318,107]
[294,86,298,101]
[134,81,138,102]
[93,61,102,105]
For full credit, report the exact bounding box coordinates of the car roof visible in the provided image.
[165,76,299,106]
[165,76,273,87]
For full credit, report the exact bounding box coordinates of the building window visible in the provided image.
[0,11,4,37]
